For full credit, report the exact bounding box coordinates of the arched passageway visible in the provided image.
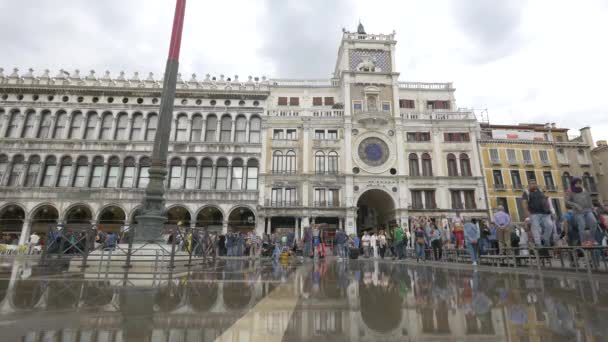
[166,206,191,228]
[64,205,93,229]
[0,204,25,243]
[196,207,223,231]
[31,205,59,235]
[356,189,396,233]
[97,206,126,233]
[228,207,255,232]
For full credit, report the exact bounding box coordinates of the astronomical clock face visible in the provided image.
[358,137,390,167]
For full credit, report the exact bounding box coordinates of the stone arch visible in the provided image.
[129,206,142,225]
[63,203,94,227]
[355,188,396,232]
[195,206,224,231]
[227,206,256,232]
[29,204,59,234]
[97,205,127,232]
[12,280,45,310]
[166,205,192,227]
[0,203,26,237]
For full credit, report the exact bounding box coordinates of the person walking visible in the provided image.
[335,228,347,259]
[429,224,443,260]
[361,231,371,258]
[249,232,259,258]
[464,218,480,266]
[28,232,40,255]
[566,177,600,243]
[370,232,378,258]
[522,180,554,247]
[393,226,405,260]
[414,225,426,262]
[493,206,512,254]
[378,230,387,259]
[452,213,465,249]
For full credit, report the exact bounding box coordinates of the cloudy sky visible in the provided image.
[1,0,607,142]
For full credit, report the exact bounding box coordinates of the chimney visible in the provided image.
[580,127,594,149]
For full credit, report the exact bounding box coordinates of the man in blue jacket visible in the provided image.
[464,218,480,266]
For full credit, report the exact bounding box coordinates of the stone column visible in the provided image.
[15,109,26,138]
[245,118,250,142]
[295,217,300,238]
[195,163,202,189]
[124,117,134,141]
[108,113,118,140]
[116,162,126,189]
[256,215,265,236]
[200,118,207,142]
[222,220,228,234]
[0,112,8,137]
[47,114,58,139]
[62,114,72,140]
[210,163,217,190]
[186,118,193,142]
[32,113,41,139]
[230,119,236,142]
[68,161,78,187]
[226,164,233,190]
[266,217,272,234]
[302,124,310,174]
[18,219,31,245]
[301,216,310,229]
[141,115,149,141]
[215,117,221,141]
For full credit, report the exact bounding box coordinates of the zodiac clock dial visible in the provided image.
[357,137,390,167]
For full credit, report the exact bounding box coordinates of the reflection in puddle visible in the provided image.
[0,258,606,341]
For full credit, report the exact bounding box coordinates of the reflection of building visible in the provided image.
[0,24,488,242]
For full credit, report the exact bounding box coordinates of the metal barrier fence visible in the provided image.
[406,245,608,274]
[39,224,218,270]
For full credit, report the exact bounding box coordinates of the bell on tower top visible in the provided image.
[357,21,366,35]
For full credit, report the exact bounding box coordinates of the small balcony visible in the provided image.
[494,184,507,191]
[545,184,558,192]
[523,159,534,166]
[265,200,301,208]
[313,201,341,208]
[508,159,519,166]
[356,110,392,125]
[512,184,524,192]
[541,159,552,167]
[490,158,502,165]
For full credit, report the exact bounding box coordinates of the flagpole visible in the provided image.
[135,0,187,243]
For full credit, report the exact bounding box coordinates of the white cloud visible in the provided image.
[1,0,606,141]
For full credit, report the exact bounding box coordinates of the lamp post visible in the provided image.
[135,0,187,243]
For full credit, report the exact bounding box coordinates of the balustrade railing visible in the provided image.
[398,82,452,90]
[267,109,344,117]
[400,110,475,120]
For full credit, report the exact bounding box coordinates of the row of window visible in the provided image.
[0,155,259,191]
[497,197,563,222]
[271,128,339,141]
[399,100,451,110]
[489,148,551,165]
[276,97,337,107]
[0,110,262,143]
[492,169,556,191]
[268,188,341,207]
[411,190,478,210]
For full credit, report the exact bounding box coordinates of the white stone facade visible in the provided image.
[0,28,487,241]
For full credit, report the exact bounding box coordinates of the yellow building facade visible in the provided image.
[479,124,566,222]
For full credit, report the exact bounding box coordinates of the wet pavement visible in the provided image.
[0,258,607,341]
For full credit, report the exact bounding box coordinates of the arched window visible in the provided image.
[583,172,596,192]
[121,157,135,188]
[459,153,472,177]
[447,153,458,177]
[247,159,259,190]
[315,151,325,174]
[115,113,128,140]
[41,156,57,187]
[105,156,120,187]
[190,114,203,142]
[231,159,244,190]
[21,111,36,138]
[130,113,143,140]
[562,172,571,192]
[272,151,283,173]
[249,116,261,143]
[175,114,188,141]
[7,155,25,186]
[220,115,232,142]
[0,155,7,184]
[328,151,339,174]
[53,112,68,139]
[286,150,296,173]
[57,156,72,187]
[24,155,41,187]
[409,153,420,177]
[215,159,228,190]
[200,158,213,190]
[73,156,88,187]
[185,158,197,189]
[169,158,183,189]
[68,112,83,139]
[235,115,247,142]
[5,110,20,138]
[89,156,104,188]
[37,111,52,139]
[422,153,433,177]
[205,114,217,142]
[146,114,158,141]
[138,157,150,189]
[100,113,114,140]
[84,112,98,140]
